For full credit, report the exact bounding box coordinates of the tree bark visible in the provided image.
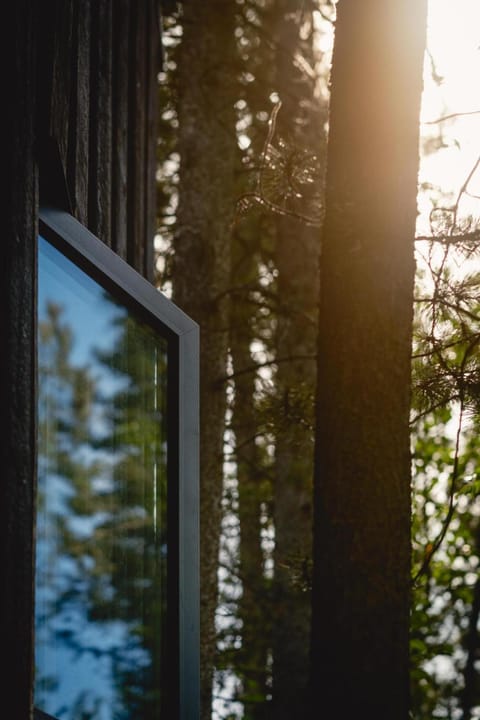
[460,524,480,720]
[270,4,325,717]
[230,240,271,718]
[310,2,427,717]
[174,3,237,717]
[272,214,318,719]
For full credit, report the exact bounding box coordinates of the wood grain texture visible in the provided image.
[1,2,38,718]
[3,3,162,717]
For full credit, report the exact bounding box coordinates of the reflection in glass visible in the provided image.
[35,237,168,720]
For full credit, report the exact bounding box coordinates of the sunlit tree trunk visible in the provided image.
[310,2,427,717]
[173,2,237,717]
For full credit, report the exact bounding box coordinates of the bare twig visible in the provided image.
[422,110,480,125]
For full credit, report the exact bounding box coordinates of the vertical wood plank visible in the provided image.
[50,1,75,171]
[89,0,113,246]
[67,0,91,224]
[1,2,38,718]
[144,0,161,283]
[111,0,130,259]
[127,0,147,275]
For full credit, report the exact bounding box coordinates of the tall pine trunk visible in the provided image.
[173,3,236,717]
[270,4,326,716]
[272,215,318,718]
[229,241,271,716]
[310,2,427,717]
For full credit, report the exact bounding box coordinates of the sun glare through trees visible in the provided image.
[411,2,480,718]
[154,1,480,718]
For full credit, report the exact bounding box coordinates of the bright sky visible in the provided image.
[413,0,480,688]
[418,0,480,236]
[313,1,480,238]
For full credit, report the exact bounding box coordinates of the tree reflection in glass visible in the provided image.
[35,237,169,720]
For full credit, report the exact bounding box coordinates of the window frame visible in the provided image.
[36,206,200,720]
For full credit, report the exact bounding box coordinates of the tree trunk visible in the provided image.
[229,233,272,718]
[310,2,427,717]
[174,3,237,717]
[272,216,318,719]
[270,4,325,717]
[460,524,480,720]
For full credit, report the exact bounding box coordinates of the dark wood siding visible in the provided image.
[36,0,160,273]
[2,2,162,717]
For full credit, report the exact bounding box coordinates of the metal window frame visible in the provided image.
[37,206,200,720]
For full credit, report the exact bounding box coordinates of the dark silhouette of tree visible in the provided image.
[310,2,427,717]
[268,4,326,717]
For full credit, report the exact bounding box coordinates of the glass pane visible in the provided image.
[35,236,169,720]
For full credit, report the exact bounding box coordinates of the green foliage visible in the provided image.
[411,194,480,717]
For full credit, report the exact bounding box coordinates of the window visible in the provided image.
[34,208,199,720]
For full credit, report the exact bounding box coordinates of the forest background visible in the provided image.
[153,1,480,718]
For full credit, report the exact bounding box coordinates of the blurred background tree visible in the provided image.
[155,1,480,718]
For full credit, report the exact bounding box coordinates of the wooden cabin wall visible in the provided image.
[39,0,161,281]
[2,2,162,717]
[2,2,38,717]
